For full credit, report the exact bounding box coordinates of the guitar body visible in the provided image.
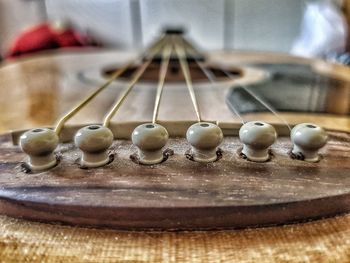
[0,49,349,230]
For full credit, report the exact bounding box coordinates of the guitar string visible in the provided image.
[174,35,291,131]
[54,35,168,135]
[197,60,246,124]
[223,70,292,131]
[183,28,291,130]
[181,39,245,124]
[182,37,291,130]
[54,64,130,135]
[103,37,169,127]
[152,42,173,124]
[173,35,202,122]
[176,38,293,132]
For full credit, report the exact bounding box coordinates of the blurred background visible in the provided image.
[0,0,349,133]
[0,0,349,60]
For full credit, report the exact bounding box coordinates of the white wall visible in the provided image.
[0,0,314,54]
[0,0,44,54]
[46,0,134,48]
[139,0,307,52]
[228,0,305,52]
[139,0,226,50]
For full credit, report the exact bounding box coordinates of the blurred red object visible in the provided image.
[6,22,98,58]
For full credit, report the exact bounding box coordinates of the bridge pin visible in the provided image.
[186,122,223,163]
[291,123,327,162]
[131,123,169,165]
[239,121,277,162]
[19,128,59,171]
[74,125,114,168]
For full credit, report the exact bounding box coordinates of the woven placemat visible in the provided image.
[0,214,349,262]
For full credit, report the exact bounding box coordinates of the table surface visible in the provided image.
[0,214,350,262]
[0,50,349,262]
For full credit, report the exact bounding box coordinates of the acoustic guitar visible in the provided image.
[0,30,349,230]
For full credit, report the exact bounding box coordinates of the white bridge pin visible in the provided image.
[186,122,223,163]
[74,125,114,168]
[131,123,169,165]
[291,123,327,162]
[19,128,59,171]
[239,121,277,162]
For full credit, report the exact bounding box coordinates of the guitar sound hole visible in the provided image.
[102,62,242,83]
[146,124,155,129]
[32,128,44,133]
[254,122,264,126]
[200,123,209,127]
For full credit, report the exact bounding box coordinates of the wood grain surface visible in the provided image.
[0,130,349,229]
[1,49,348,134]
[0,50,349,230]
